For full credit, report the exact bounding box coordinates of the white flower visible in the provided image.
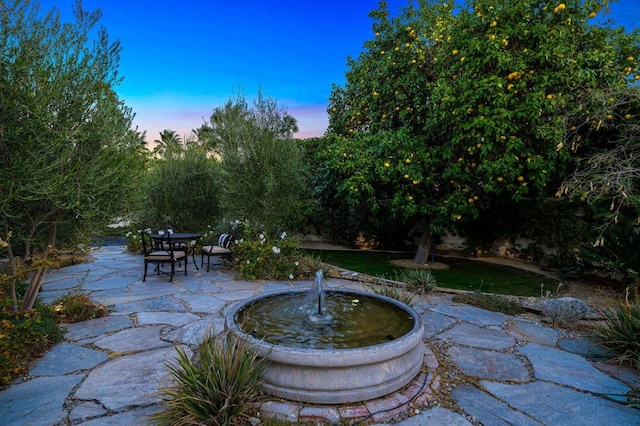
[288,274,294,280]
[272,246,281,254]
[259,233,265,240]
[294,261,299,266]
[246,259,251,264]
[280,231,287,239]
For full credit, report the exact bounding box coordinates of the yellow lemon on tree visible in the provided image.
[489,34,497,41]
[497,176,504,182]
[490,21,497,27]
[473,195,479,201]
[625,114,632,119]
[517,176,525,182]
[468,198,474,203]
[589,12,596,18]
[384,162,390,167]
[452,49,459,55]
[606,114,613,119]
[404,174,410,179]
[405,158,411,164]
[456,215,462,220]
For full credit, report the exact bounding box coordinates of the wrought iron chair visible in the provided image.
[201,232,233,272]
[141,230,187,281]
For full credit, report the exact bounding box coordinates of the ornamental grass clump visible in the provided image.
[153,334,266,426]
[594,288,640,372]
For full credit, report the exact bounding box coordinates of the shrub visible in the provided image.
[594,289,640,372]
[152,334,266,425]
[53,293,107,323]
[231,222,306,280]
[0,299,63,387]
[397,268,437,295]
[124,228,143,254]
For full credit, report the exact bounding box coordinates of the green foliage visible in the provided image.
[52,293,107,323]
[397,268,437,295]
[204,91,312,231]
[0,297,63,386]
[453,292,525,315]
[152,334,265,426]
[142,145,222,232]
[0,0,146,258]
[574,222,640,288]
[367,282,416,306]
[322,0,640,251]
[594,290,640,372]
[231,222,305,280]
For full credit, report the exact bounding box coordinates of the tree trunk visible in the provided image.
[21,223,57,312]
[414,230,433,264]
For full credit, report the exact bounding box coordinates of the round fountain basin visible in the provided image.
[225,289,425,404]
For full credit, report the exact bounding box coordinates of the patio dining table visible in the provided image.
[151,232,201,270]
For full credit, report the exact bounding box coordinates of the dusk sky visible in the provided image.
[46,0,640,142]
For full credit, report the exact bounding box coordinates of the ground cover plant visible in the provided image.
[306,249,557,296]
[0,281,63,387]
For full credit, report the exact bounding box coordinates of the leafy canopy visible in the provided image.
[323,0,639,246]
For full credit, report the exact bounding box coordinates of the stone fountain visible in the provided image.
[225,271,425,404]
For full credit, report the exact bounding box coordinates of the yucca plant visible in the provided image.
[152,333,266,425]
[397,268,437,296]
[367,282,415,306]
[594,288,640,373]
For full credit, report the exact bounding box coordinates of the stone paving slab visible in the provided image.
[430,303,507,326]
[518,343,631,399]
[482,380,640,425]
[505,319,559,346]
[74,347,179,411]
[136,311,200,327]
[438,323,515,350]
[0,374,84,426]
[452,383,542,426]
[110,295,188,314]
[29,342,109,376]
[447,346,530,382]
[64,315,133,341]
[92,326,172,353]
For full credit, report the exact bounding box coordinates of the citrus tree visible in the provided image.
[322,0,639,262]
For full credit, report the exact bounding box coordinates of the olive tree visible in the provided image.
[204,92,310,231]
[323,0,639,262]
[0,0,145,311]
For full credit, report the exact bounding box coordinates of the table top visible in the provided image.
[152,232,201,241]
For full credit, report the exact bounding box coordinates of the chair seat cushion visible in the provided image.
[146,250,186,260]
[202,245,231,255]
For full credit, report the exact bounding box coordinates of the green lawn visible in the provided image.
[304,249,558,297]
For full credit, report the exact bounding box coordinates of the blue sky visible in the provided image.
[46,0,639,141]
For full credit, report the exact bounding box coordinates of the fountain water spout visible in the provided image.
[314,269,324,315]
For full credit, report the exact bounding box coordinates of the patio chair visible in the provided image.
[201,232,233,272]
[141,230,187,281]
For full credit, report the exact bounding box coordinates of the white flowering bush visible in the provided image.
[124,228,144,254]
[231,222,303,280]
